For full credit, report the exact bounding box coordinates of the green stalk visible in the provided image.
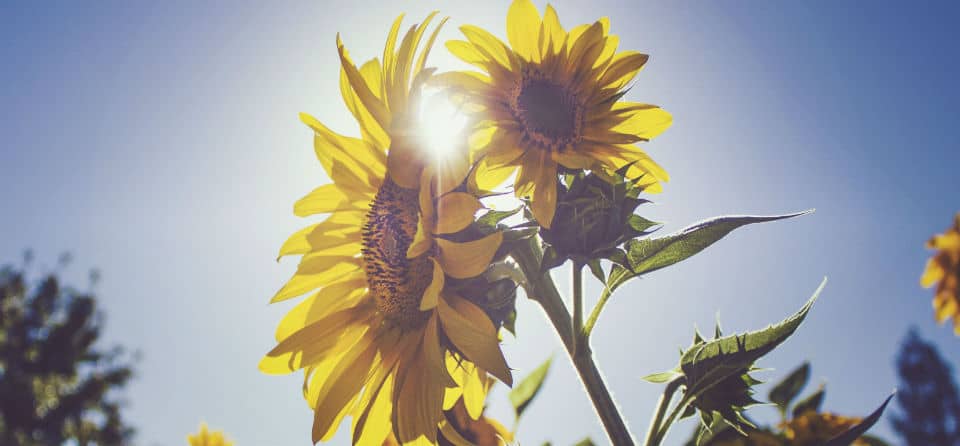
[572,261,585,356]
[512,237,636,445]
[583,286,613,340]
[643,377,684,446]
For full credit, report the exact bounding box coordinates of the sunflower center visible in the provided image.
[361,177,433,329]
[511,70,583,152]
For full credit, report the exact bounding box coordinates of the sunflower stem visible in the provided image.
[512,237,636,446]
[651,394,694,446]
[583,286,612,340]
[572,261,585,357]
[643,376,685,446]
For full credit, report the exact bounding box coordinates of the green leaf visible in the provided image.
[605,211,812,294]
[587,259,605,283]
[681,278,825,398]
[791,384,826,418]
[477,207,521,228]
[509,356,553,419]
[642,370,681,383]
[628,214,660,233]
[573,438,596,446]
[769,362,811,415]
[824,393,894,446]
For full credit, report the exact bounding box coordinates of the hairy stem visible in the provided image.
[651,394,693,446]
[512,237,636,445]
[643,377,685,446]
[572,261,584,356]
[584,286,612,339]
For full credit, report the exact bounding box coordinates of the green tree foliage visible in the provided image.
[0,256,136,445]
[892,329,960,446]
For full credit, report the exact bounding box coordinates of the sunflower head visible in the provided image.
[263,12,517,446]
[187,423,233,446]
[782,412,865,446]
[921,212,960,334]
[436,0,672,228]
[540,167,658,268]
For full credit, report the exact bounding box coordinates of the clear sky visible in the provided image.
[2,1,959,445]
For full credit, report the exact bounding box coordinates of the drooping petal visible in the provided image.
[406,218,433,259]
[530,157,558,229]
[312,333,380,443]
[436,232,503,279]
[435,192,482,234]
[420,258,445,310]
[438,295,512,386]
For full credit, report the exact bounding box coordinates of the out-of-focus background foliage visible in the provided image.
[1,1,959,444]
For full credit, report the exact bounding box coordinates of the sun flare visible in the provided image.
[418,89,469,163]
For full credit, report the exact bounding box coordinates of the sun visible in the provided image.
[418,88,469,162]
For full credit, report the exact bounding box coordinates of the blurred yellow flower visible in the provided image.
[434,0,671,228]
[260,12,511,445]
[921,212,960,334]
[187,423,232,446]
[782,412,866,446]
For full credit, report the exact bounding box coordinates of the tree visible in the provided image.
[892,328,960,446]
[0,255,136,445]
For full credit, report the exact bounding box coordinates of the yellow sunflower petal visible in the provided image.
[272,259,361,303]
[922,259,946,288]
[312,334,380,443]
[352,374,395,446]
[541,5,566,54]
[430,71,492,96]
[530,158,558,229]
[462,364,486,419]
[407,218,433,259]
[436,232,503,279]
[446,40,494,70]
[338,35,392,132]
[435,192,482,234]
[415,15,450,77]
[507,0,542,61]
[420,258,445,310]
[274,272,367,341]
[341,59,390,150]
[439,295,512,386]
[473,158,518,192]
[394,345,443,444]
[460,25,517,71]
[293,184,366,217]
[260,307,363,374]
[610,105,672,140]
[599,51,650,88]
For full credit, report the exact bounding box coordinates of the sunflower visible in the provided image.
[188,423,233,446]
[921,212,960,334]
[434,0,672,228]
[782,412,867,446]
[260,13,513,445]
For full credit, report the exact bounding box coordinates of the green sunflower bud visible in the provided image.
[539,168,658,270]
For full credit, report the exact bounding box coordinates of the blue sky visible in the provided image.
[2,1,959,445]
